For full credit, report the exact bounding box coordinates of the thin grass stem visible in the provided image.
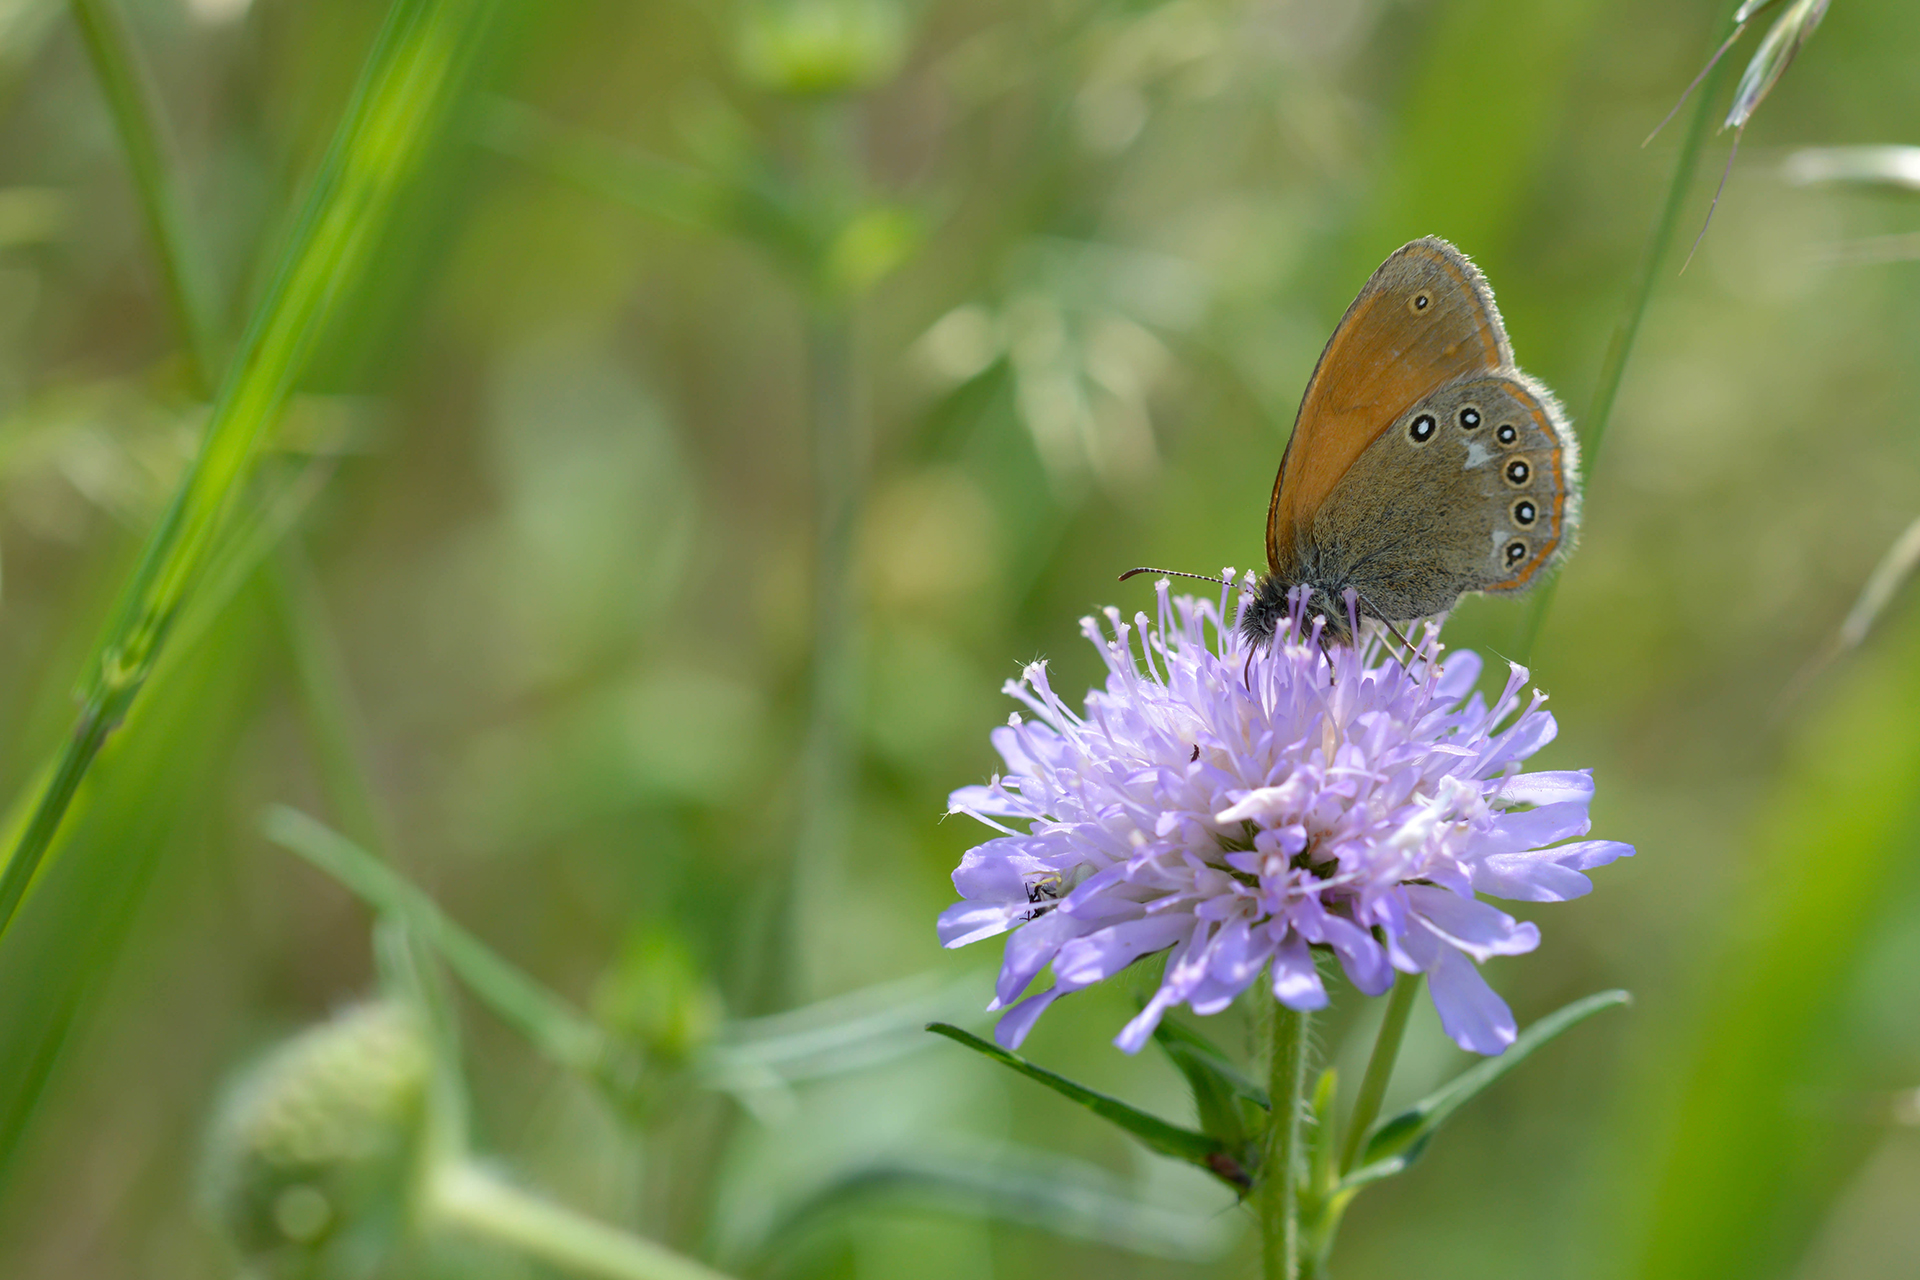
[69,0,220,390]
[790,305,865,999]
[1515,0,1742,664]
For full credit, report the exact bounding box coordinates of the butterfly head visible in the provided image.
[1239,574,1357,650]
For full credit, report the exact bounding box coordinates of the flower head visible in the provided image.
[939,579,1631,1056]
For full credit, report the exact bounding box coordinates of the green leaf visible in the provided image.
[925,1022,1246,1186]
[262,806,613,1079]
[742,1146,1235,1269]
[1306,1067,1339,1199]
[1151,1015,1267,1149]
[0,600,269,1192]
[1349,988,1629,1182]
[1300,1068,1345,1270]
[702,972,986,1088]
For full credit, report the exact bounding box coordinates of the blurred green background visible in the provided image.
[2,0,1919,1277]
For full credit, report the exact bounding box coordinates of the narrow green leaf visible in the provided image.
[0,0,498,942]
[0,599,269,1193]
[1306,1068,1338,1197]
[925,1022,1241,1182]
[743,1147,1235,1268]
[1152,1015,1271,1109]
[1351,989,1629,1180]
[159,457,336,687]
[262,806,611,1078]
[700,972,986,1087]
[1300,1068,1345,1273]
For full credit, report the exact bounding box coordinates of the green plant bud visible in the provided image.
[200,1001,432,1272]
[735,0,906,98]
[588,924,723,1120]
[824,204,922,296]
[592,924,722,1067]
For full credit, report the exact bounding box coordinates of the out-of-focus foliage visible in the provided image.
[1,0,1919,1278]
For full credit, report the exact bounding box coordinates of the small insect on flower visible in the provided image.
[938,578,1632,1056]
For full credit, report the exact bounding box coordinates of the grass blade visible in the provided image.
[69,0,221,388]
[1515,0,1741,663]
[744,1147,1236,1268]
[1619,606,1920,1279]
[0,599,270,1193]
[0,0,498,941]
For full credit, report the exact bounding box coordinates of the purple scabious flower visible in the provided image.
[939,578,1631,1056]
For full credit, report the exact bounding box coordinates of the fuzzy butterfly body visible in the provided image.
[1240,237,1580,647]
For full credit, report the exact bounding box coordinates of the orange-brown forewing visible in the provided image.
[1266,238,1511,572]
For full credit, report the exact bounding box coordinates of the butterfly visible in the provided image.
[1131,237,1580,648]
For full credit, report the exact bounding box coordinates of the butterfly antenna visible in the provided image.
[1119,566,1235,586]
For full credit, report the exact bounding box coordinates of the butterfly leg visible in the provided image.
[1352,590,1420,669]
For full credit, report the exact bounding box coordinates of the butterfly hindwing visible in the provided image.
[1297,372,1578,622]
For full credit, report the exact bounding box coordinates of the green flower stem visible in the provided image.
[0,0,493,942]
[1261,1003,1312,1280]
[428,1161,738,1280]
[1515,0,1740,664]
[69,0,220,390]
[1340,972,1422,1173]
[790,303,865,999]
[783,96,873,1001]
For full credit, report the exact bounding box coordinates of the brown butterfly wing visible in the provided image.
[1304,373,1580,621]
[1266,238,1512,577]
